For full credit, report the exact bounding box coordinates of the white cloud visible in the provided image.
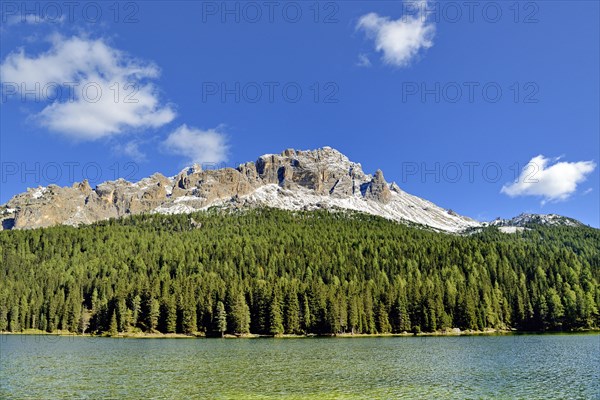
[356,0,435,67]
[113,140,147,162]
[163,124,229,164]
[501,155,597,204]
[0,35,175,140]
[356,53,372,68]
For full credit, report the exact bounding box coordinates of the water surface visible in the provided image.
[1,334,598,399]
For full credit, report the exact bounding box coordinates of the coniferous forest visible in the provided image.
[0,208,598,336]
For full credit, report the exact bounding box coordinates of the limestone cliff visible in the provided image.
[0,147,480,232]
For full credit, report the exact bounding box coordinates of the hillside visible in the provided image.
[1,208,598,336]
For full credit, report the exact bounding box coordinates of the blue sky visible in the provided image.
[1,1,598,226]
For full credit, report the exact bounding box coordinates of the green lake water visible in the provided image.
[1,334,598,399]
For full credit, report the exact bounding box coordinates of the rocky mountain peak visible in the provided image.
[0,146,482,232]
[73,179,92,194]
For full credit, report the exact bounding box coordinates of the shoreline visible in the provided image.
[1,328,598,339]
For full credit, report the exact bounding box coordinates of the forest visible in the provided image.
[0,208,598,336]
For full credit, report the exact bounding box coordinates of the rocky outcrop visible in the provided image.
[0,147,481,232]
[364,170,392,204]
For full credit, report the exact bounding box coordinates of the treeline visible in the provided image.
[0,209,598,336]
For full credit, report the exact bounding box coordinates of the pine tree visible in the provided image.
[91,288,99,313]
[376,303,391,334]
[546,288,565,328]
[269,298,284,336]
[149,299,160,332]
[348,297,359,334]
[69,299,82,333]
[9,305,19,332]
[215,301,227,337]
[108,311,118,336]
[457,291,477,330]
[301,296,311,333]
[391,296,410,333]
[131,295,141,328]
[164,297,177,333]
[284,290,300,334]
[19,295,28,331]
[181,298,197,335]
[117,298,129,332]
[39,313,47,332]
[46,300,57,332]
[230,293,250,334]
[0,306,8,331]
[78,308,90,334]
[326,296,341,334]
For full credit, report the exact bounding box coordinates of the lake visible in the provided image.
[1,334,598,399]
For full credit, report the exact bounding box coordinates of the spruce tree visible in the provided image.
[0,306,8,331]
[181,299,197,335]
[284,290,300,334]
[149,299,160,332]
[230,293,250,334]
[108,311,118,336]
[131,295,141,328]
[269,299,284,336]
[301,296,312,333]
[9,305,19,332]
[348,297,359,334]
[376,303,391,334]
[216,301,227,337]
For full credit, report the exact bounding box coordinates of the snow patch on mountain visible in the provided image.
[498,226,526,234]
[231,184,478,232]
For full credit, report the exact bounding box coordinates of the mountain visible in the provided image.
[0,147,480,232]
[1,150,598,338]
[488,213,584,228]
[0,147,587,233]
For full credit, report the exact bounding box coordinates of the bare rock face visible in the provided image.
[195,168,258,203]
[253,147,370,195]
[364,170,392,204]
[8,184,98,229]
[0,147,481,232]
[237,162,261,182]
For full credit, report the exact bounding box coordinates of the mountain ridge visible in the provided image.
[488,213,584,228]
[0,147,586,232]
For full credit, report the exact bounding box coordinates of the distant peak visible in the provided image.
[490,213,583,228]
